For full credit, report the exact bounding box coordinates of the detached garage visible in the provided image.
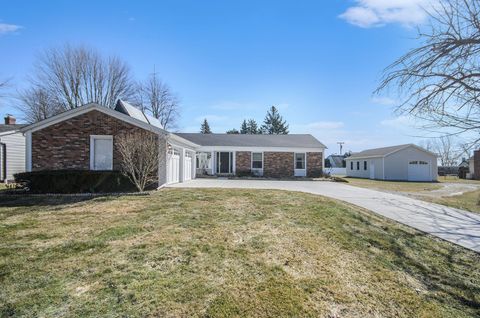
[346,144,438,182]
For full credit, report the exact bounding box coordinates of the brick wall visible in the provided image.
[32,110,163,174]
[307,152,323,177]
[264,152,294,178]
[236,151,251,174]
[474,150,480,180]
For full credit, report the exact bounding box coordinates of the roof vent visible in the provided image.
[4,114,16,125]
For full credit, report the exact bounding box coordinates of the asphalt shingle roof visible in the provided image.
[0,124,27,133]
[348,144,413,159]
[175,133,326,148]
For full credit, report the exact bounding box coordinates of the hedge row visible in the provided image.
[14,170,139,194]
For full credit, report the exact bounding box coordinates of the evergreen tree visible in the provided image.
[200,118,212,134]
[261,106,289,134]
[240,120,248,134]
[226,128,239,134]
[246,119,259,134]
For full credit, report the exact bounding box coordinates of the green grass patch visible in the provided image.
[0,189,478,317]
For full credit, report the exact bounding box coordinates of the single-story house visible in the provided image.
[20,101,326,187]
[346,144,438,181]
[0,115,26,182]
[176,133,326,178]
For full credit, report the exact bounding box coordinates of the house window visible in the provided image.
[295,153,306,169]
[356,161,360,170]
[90,135,113,170]
[364,161,367,170]
[252,152,263,169]
[350,161,353,170]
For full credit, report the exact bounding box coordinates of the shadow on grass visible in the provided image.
[0,195,96,208]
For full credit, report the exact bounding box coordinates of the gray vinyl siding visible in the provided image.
[346,157,384,179]
[0,132,26,181]
[384,147,437,181]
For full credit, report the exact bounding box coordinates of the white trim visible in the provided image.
[0,130,22,137]
[251,151,264,171]
[294,152,307,177]
[197,146,324,153]
[26,131,32,172]
[21,103,167,135]
[168,133,200,149]
[89,135,113,170]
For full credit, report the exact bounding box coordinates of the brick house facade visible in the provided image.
[235,151,251,174]
[31,110,164,173]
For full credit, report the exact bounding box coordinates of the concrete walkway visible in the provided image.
[168,179,480,252]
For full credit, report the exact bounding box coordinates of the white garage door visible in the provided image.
[408,160,431,181]
[167,149,180,184]
[184,153,192,181]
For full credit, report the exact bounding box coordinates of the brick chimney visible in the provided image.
[4,115,16,125]
[474,150,480,180]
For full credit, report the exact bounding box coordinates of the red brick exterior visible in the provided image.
[235,151,251,174]
[264,152,294,178]
[307,152,323,177]
[31,110,159,172]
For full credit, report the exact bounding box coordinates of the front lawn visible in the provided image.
[344,177,442,193]
[0,189,479,317]
[422,190,480,214]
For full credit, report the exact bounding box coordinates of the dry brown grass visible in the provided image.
[0,189,479,317]
[344,177,442,193]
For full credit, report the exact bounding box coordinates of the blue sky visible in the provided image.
[0,0,434,154]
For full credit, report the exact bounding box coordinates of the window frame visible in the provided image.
[294,152,306,170]
[356,161,360,170]
[89,135,113,171]
[350,161,353,170]
[251,152,264,170]
[364,161,367,170]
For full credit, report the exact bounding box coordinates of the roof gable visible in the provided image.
[21,103,167,135]
[347,144,437,159]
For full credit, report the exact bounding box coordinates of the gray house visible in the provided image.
[346,144,438,181]
[0,115,26,182]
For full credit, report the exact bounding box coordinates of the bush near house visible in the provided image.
[14,170,141,193]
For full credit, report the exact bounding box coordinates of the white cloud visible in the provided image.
[371,96,396,106]
[0,23,22,35]
[297,121,345,130]
[380,115,411,128]
[339,0,437,28]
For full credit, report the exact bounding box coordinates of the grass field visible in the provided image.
[422,190,480,214]
[0,189,479,317]
[343,177,442,193]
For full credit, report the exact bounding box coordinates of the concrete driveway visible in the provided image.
[168,179,480,253]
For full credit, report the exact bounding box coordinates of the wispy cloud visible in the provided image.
[194,114,228,123]
[298,121,345,130]
[0,23,22,35]
[380,115,411,128]
[371,96,396,106]
[339,0,437,28]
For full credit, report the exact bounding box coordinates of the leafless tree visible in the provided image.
[376,0,480,148]
[421,136,462,166]
[30,44,135,111]
[116,132,160,192]
[136,69,180,130]
[17,86,63,123]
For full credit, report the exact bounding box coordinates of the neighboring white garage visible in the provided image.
[346,144,438,182]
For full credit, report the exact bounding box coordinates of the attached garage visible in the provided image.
[346,144,438,182]
[167,147,180,184]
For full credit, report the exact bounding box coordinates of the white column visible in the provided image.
[192,151,196,179]
[179,147,185,182]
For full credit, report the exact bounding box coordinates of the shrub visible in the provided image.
[14,170,141,194]
[331,176,349,183]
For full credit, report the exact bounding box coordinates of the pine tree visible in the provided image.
[200,118,212,134]
[240,120,248,134]
[226,128,239,134]
[261,106,289,134]
[246,119,259,134]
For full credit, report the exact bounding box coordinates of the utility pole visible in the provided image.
[337,142,345,155]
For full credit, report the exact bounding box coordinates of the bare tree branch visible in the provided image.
[116,132,160,192]
[376,0,480,146]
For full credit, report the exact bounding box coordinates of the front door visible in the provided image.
[217,152,232,174]
[369,162,375,179]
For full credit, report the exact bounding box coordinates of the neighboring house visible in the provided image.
[20,101,326,187]
[0,115,26,182]
[176,133,326,178]
[346,144,438,181]
[324,154,347,176]
[458,158,469,179]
